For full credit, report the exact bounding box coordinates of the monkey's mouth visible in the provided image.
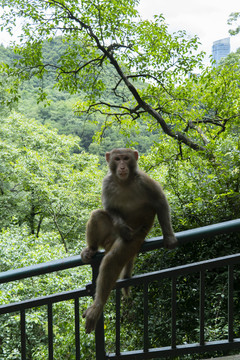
[118,172,128,178]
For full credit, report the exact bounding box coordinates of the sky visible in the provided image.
[138,0,240,61]
[1,0,240,62]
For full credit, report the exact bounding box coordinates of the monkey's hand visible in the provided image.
[163,235,178,249]
[81,247,97,263]
[83,303,103,334]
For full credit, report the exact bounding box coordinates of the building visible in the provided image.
[212,37,230,65]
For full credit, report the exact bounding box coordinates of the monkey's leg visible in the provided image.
[83,237,143,333]
[119,224,151,296]
[120,257,135,296]
[81,209,114,263]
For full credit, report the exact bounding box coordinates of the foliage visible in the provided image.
[0,61,20,112]
[0,225,95,360]
[0,40,161,155]
[128,125,240,357]
[0,112,102,251]
[0,112,101,358]
[1,0,240,154]
[228,12,240,35]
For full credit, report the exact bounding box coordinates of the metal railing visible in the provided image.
[0,219,240,359]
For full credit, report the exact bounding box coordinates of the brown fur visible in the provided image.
[81,148,177,333]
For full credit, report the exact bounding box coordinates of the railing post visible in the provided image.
[171,276,177,349]
[91,262,106,360]
[228,265,234,342]
[200,270,205,346]
[48,303,54,360]
[20,309,26,360]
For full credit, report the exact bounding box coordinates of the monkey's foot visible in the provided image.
[82,303,103,334]
[163,235,178,249]
[80,247,97,263]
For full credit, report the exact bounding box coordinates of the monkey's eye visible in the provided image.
[115,157,120,161]
[123,156,129,161]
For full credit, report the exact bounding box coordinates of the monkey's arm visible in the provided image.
[146,179,178,250]
[156,196,178,249]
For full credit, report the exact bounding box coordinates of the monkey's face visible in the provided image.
[106,149,138,181]
[115,155,131,180]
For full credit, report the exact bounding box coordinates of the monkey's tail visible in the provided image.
[120,258,135,297]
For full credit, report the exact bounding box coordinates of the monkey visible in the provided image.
[81,148,178,333]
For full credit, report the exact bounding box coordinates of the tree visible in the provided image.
[1,0,239,155]
[0,112,102,251]
[228,12,240,35]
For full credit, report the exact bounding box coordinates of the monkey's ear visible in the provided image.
[133,150,139,161]
[105,152,111,162]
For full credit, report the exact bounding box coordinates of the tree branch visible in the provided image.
[13,0,231,154]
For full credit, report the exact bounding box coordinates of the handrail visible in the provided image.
[142,218,240,251]
[0,254,84,284]
[0,218,240,285]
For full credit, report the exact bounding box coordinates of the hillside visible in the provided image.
[0,38,159,159]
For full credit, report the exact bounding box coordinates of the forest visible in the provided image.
[0,0,240,358]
